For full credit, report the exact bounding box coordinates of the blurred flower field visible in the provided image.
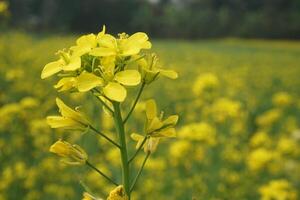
[1,32,300,200]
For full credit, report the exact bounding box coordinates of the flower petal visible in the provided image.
[90,47,116,57]
[76,72,104,92]
[41,60,63,79]
[163,115,179,126]
[63,56,81,71]
[103,82,127,102]
[159,69,178,79]
[145,99,157,120]
[114,70,141,86]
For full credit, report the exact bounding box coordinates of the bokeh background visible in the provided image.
[1,0,300,200]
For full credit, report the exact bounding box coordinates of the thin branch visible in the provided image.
[130,152,151,192]
[91,89,114,114]
[89,125,121,148]
[123,82,146,124]
[86,161,118,186]
[128,136,148,164]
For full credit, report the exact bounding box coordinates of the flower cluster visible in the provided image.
[41,27,178,199]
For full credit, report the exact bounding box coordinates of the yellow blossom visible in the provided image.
[46,98,90,130]
[259,179,297,200]
[137,53,178,84]
[49,140,88,165]
[41,50,81,79]
[107,185,128,200]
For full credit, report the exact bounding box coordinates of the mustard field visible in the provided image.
[1,32,300,200]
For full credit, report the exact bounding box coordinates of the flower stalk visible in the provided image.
[112,102,131,199]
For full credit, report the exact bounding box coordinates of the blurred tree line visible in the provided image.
[5,0,300,39]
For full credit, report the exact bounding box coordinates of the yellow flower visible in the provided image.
[102,69,141,102]
[247,148,274,171]
[131,99,178,153]
[131,133,159,153]
[82,192,103,200]
[272,92,293,107]
[256,108,281,127]
[49,140,88,165]
[193,73,219,97]
[41,50,81,79]
[259,179,297,200]
[54,71,104,92]
[137,54,178,84]
[0,1,8,13]
[90,30,151,57]
[145,99,178,137]
[46,98,90,130]
[107,185,128,200]
[178,122,216,146]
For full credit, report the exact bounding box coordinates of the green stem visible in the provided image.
[89,125,121,148]
[123,82,146,124]
[130,152,150,192]
[128,136,148,163]
[112,102,131,199]
[86,161,118,186]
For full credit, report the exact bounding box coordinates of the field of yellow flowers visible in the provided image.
[1,32,300,200]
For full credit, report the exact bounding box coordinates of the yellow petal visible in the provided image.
[145,99,157,120]
[56,98,89,125]
[147,117,163,133]
[63,56,81,71]
[54,77,77,92]
[103,82,127,102]
[114,70,141,86]
[41,60,63,79]
[159,69,178,79]
[131,133,145,149]
[76,34,97,47]
[120,32,152,56]
[163,115,179,126]
[89,47,116,57]
[76,72,104,92]
[98,34,117,49]
[155,128,176,138]
[46,116,81,129]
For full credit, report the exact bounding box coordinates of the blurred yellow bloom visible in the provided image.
[210,97,241,123]
[250,131,272,148]
[179,122,216,146]
[107,185,128,200]
[272,92,292,107]
[82,192,103,200]
[247,148,274,171]
[46,98,90,130]
[49,140,88,165]
[256,108,281,127]
[193,73,219,97]
[0,1,8,13]
[259,179,297,200]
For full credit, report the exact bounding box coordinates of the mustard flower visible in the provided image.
[131,99,178,153]
[41,50,81,79]
[137,54,178,84]
[49,140,88,165]
[54,71,104,92]
[46,98,90,130]
[107,185,128,200]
